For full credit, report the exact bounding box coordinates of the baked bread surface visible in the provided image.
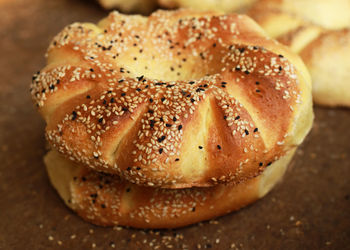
[45,149,295,228]
[31,10,313,188]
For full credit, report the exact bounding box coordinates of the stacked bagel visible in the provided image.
[31,9,313,228]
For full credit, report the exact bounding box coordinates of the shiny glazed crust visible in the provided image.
[31,10,313,188]
[45,149,295,229]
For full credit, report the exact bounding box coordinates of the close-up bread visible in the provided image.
[30,10,313,189]
[4,0,350,248]
[44,148,295,228]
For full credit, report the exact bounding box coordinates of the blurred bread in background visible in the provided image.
[159,0,256,13]
[98,0,257,13]
[98,0,158,14]
[248,1,350,107]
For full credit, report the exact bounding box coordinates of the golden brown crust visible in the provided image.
[31,10,313,188]
[45,149,295,229]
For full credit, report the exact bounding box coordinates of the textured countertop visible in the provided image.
[0,0,349,249]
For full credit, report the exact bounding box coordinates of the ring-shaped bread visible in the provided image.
[31,10,313,188]
[45,149,295,228]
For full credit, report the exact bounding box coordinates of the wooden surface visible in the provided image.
[0,0,349,249]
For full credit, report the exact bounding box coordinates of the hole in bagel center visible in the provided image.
[117,46,225,82]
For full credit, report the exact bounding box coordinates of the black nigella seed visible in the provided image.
[158,135,166,142]
[71,111,77,120]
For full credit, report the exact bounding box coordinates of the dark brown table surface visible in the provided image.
[0,0,349,249]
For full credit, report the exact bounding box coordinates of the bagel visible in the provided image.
[44,148,295,228]
[30,9,313,188]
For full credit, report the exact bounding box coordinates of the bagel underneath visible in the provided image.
[45,149,295,229]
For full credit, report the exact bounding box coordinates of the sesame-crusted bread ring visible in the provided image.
[45,149,295,228]
[31,10,313,188]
